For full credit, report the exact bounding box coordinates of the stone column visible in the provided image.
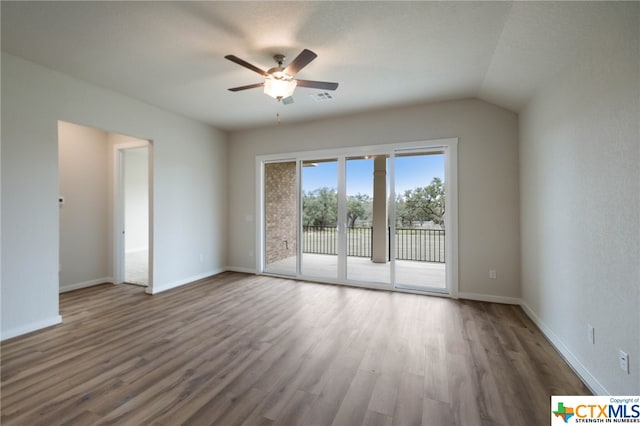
[372,156,387,263]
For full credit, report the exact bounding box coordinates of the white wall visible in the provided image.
[1,53,228,340]
[58,121,112,291]
[228,99,520,301]
[519,2,639,394]
[124,147,149,253]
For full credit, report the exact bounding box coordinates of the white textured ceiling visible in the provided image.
[0,1,629,131]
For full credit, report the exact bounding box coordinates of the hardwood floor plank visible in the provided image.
[0,272,590,425]
[272,389,316,426]
[296,348,362,425]
[422,398,456,426]
[392,372,424,426]
[368,368,402,417]
[330,368,378,426]
[458,302,510,426]
[363,409,393,426]
[423,333,450,403]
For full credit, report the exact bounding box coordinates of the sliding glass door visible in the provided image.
[345,155,390,284]
[263,161,297,275]
[259,139,457,296]
[301,159,338,280]
[393,151,447,292]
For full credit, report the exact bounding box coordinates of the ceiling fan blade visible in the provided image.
[225,55,269,77]
[296,80,339,91]
[284,49,317,76]
[228,82,265,92]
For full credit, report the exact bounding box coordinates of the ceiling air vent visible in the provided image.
[310,92,335,102]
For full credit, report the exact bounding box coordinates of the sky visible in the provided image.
[302,154,444,196]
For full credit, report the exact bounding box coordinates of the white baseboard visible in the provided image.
[519,302,607,395]
[147,268,227,294]
[224,266,257,274]
[457,292,521,305]
[1,315,62,341]
[60,277,114,293]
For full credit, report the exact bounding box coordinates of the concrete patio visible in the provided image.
[265,253,446,291]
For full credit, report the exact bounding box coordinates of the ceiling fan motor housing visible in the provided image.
[269,55,292,80]
[273,54,286,66]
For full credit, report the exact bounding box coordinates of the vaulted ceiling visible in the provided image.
[1,1,625,131]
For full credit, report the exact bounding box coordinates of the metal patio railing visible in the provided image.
[302,226,445,263]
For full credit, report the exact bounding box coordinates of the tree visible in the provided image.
[303,187,337,227]
[395,178,445,227]
[422,177,445,227]
[395,193,416,227]
[347,193,371,227]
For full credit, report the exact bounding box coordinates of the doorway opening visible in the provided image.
[114,141,153,291]
[57,121,153,294]
[122,147,150,286]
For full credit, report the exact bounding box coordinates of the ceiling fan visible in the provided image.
[225,49,339,104]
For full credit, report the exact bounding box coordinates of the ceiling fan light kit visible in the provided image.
[225,49,339,103]
[264,76,297,100]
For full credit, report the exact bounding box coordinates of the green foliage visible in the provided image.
[302,178,444,228]
[303,189,373,227]
[396,178,445,227]
[303,187,337,226]
[395,194,416,227]
[347,193,371,227]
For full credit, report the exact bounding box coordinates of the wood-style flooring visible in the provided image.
[1,272,590,425]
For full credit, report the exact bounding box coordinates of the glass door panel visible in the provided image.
[346,156,390,284]
[301,159,338,280]
[393,152,446,291]
[264,161,297,275]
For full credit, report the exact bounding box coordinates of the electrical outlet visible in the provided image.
[489,270,497,279]
[619,350,629,374]
[587,324,595,344]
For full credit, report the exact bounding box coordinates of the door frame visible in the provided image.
[256,138,458,297]
[389,147,454,294]
[113,140,154,293]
